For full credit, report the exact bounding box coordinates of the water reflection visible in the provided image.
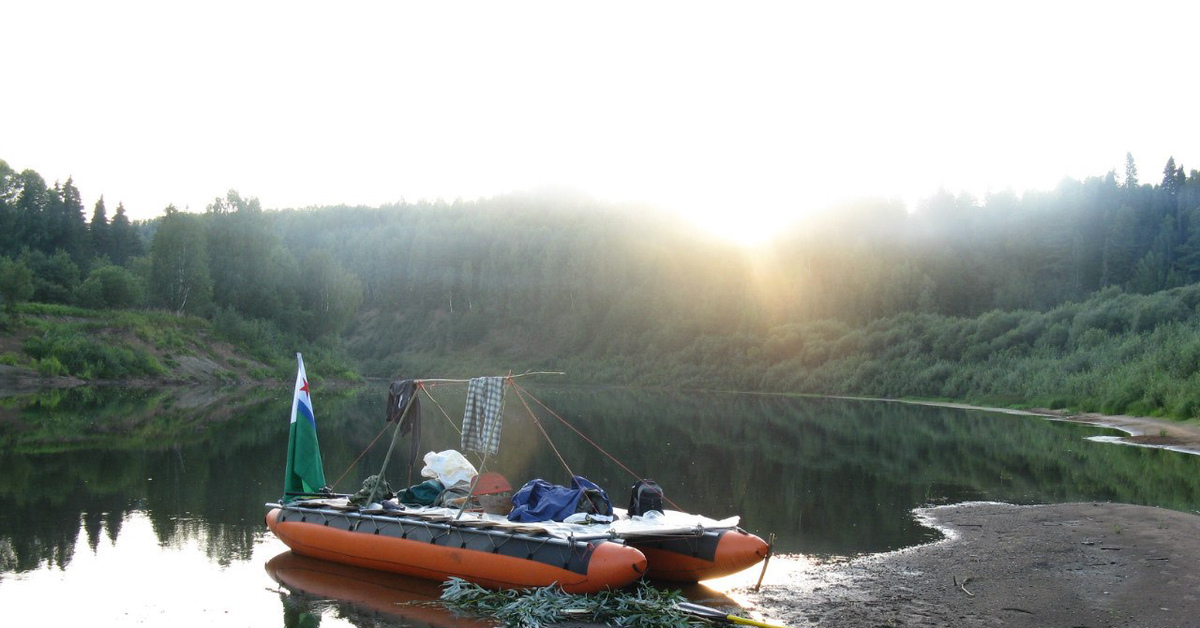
[0,386,293,573]
[506,388,1200,555]
[1,384,1198,624]
[0,509,286,625]
[266,552,489,628]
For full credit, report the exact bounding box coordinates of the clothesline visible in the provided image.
[333,371,564,494]
[416,371,565,385]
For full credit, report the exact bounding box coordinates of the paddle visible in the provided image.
[676,602,789,628]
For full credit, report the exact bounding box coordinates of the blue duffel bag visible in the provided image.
[508,475,613,522]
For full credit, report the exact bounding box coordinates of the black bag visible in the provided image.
[628,479,664,516]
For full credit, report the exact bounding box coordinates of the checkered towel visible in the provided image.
[462,377,505,454]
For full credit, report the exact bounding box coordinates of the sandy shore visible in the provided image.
[730,408,1200,628]
[1049,412,1200,456]
[740,502,1200,628]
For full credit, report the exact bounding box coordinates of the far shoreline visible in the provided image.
[5,372,1200,457]
[826,394,1200,457]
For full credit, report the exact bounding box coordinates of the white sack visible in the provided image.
[420,450,477,488]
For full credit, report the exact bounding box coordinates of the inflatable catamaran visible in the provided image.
[265,355,768,593]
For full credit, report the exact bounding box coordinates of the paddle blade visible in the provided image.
[675,602,788,628]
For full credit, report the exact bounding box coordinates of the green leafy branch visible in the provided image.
[439,578,706,628]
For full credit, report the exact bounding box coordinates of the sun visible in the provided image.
[665,192,805,248]
[694,213,790,247]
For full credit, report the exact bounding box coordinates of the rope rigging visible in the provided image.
[329,419,393,492]
[512,383,574,478]
[331,373,679,511]
[510,380,682,511]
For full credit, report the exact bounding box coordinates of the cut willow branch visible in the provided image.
[437,578,705,628]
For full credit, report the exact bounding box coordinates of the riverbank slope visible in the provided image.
[0,305,359,393]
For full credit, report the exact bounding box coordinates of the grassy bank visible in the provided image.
[539,284,1200,422]
[6,284,1200,426]
[761,285,1200,421]
[0,303,356,386]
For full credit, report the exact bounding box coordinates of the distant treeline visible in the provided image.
[0,160,362,370]
[2,155,1199,418]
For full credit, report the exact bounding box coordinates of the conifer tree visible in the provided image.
[109,202,143,266]
[1161,156,1186,198]
[0,160,17,254]
[90,196,110,260]
[1124,152,1139,189]
[55,178,89,262]
[14,170,48,252]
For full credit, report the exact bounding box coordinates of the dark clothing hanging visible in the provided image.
[386,379,421,432]
[386,379,423,484]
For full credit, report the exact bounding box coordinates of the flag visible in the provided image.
[282,353,327,501]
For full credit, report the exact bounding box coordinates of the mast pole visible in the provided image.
[364,386,419,507]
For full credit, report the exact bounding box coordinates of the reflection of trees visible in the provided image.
[0,383,391,573]
[506,388,1200,555]
[281,592,323,628]
[0,446,138,573]
[2,385,1199,573]
[2,387,301,572]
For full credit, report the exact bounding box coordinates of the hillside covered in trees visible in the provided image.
[2,155,1199,419]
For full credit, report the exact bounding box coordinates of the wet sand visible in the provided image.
[1050,412,1200,456]
[740,502,1200,628]
[734,409,1200,628]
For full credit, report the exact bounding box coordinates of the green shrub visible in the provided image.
[23,328,165,379]
[975,310,1024,344]
[1035,322,1070,350]
[76,264,144,309]
[35,356,65,377]
[19,250,78,305]
[1131,294,1189,333]
[0,257,35,312]
[212,306,287,362]
[915,361,955,394]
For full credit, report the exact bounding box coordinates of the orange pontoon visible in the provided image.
[628,527,769,582]
[266,505,647,594]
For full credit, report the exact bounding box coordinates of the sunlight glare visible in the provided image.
[693,207,796,248]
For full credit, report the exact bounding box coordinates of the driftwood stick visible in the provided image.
[753,532,777,592]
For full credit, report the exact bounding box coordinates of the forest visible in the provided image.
[2,154,1199,418]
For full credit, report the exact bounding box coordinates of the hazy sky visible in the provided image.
[1,1,1196,244]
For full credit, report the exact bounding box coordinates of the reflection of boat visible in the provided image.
[264,550,486,628]
[266,549,753,628]
[267,357,767,592]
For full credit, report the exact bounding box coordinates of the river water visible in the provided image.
[1,384,1197,627]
